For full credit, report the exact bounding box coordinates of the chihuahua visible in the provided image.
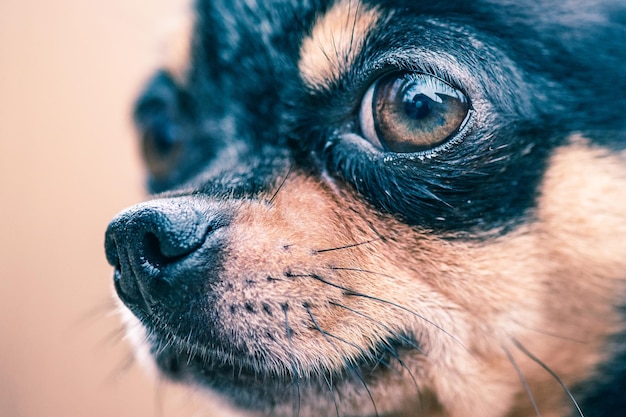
[105,1,626,416]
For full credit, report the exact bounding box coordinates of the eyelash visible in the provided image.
[359,56,470,98]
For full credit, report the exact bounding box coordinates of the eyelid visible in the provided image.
[357,51,471,95]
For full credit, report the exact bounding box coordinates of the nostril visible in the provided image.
[142,232,169,268]
[140,229,204,270]
[145,220,209,261]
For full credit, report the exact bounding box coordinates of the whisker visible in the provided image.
[306,305,363,352]
[283,304,301,417]
[347,0,359,56]
[329,301,423,354]
[73,298,119,330]
[330,26,341,66]
[154,377,165,417]
[307,305,388,416]
[104,351,137,386]
[322,371,341,417]
[512,321,587,344]
[368,348,391,372]
[380,343,421,394]
[324,299,429,403]
[503,345,541,417]
[308,303,418,391]
[315,239,380,254]
[304,306,341,417]
[348,364,380,417]
[512,338,585,417]
[96,325,128,350]
[316,40,334,65]
[84,298,119,317]
[268,166,292,205]
[297,271,472,358]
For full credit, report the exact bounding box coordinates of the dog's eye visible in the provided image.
[359,72,469,153]
[140,116,183,179]
[133,72,189,184]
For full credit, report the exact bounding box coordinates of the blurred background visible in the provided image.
[0,0,217,416]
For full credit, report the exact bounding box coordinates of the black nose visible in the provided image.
[105,197,227,315]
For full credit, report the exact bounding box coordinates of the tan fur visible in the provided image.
[299,0,381,90]
[203,136,626,416]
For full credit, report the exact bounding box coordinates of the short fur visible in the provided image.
[105,1,626,416]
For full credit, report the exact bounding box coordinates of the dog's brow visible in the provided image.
[298,0,380,90]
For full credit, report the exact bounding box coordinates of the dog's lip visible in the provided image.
[151,330,420,391]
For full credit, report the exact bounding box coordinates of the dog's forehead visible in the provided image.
[195,0,317,63]
[202,0,313,41]
[185,0,625,94]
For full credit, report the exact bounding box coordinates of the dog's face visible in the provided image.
[105,1,626,416]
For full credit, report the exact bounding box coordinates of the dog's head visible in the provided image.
[104,1,626,416]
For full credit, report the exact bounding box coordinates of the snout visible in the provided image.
[104,197,229,316]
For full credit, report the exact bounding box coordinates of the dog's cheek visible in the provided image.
[458,135,626,415]
[529,134,626,378]
[537,135,626,275]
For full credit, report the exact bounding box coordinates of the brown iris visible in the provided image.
[141,119,183,180]
[359,72,469,153]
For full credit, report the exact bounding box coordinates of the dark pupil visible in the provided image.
[403,94,431,120]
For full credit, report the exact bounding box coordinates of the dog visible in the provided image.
[104,0,626,416]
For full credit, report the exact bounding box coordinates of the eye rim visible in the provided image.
[358,70,472,155]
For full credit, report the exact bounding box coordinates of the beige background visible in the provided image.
[0,0,219,416]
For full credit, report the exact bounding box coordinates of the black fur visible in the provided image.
[574,308,626,417]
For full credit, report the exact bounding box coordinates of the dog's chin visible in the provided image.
[145,325,419,414]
